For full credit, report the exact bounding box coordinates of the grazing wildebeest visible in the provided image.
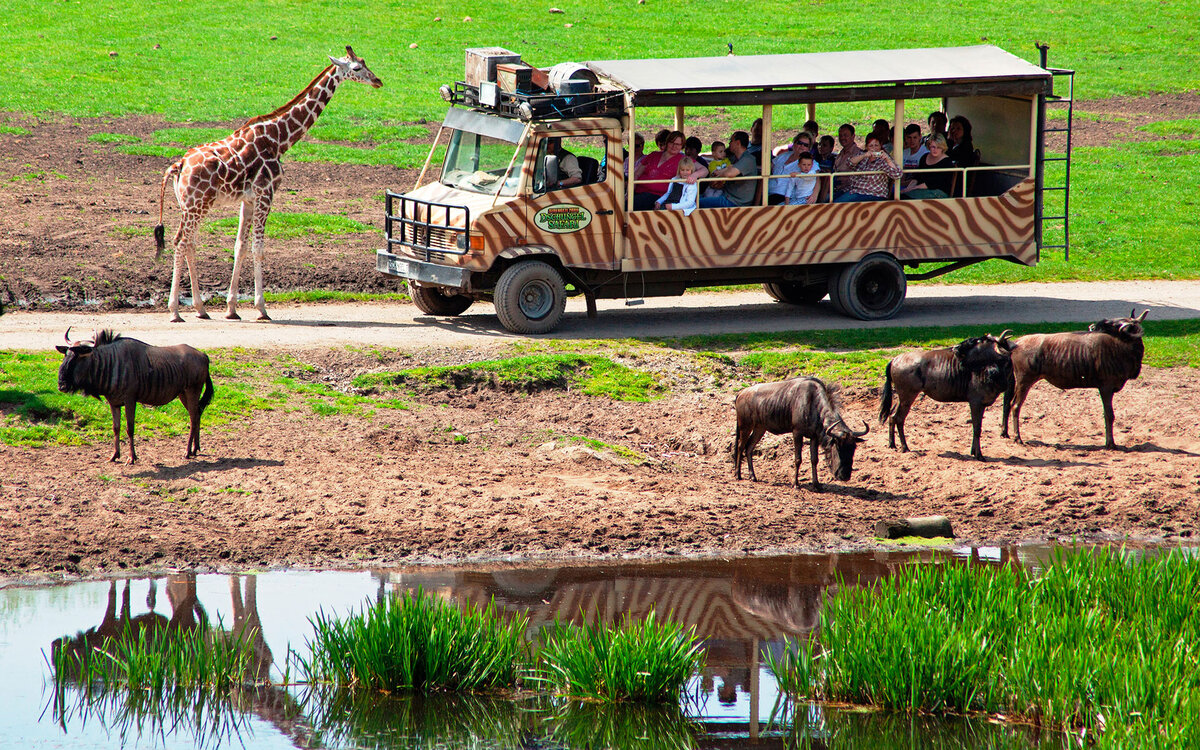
[879,331,1013,460]
[56,328,214,463]
[1001,310,1148,449]
[733,376,869,490]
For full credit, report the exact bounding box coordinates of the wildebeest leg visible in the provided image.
[125,401,138,464]
[1099,387,1119,449]
[1008,375,1038,445]
[893,394,915,452]
[1000,383,1013,438]
[969,400,986,460]
[791,431,804,487]
[744,427,765,481]
[181,388,201,458]
[808,436,822,491]
[733,424,739,478]
[109,402,123,462]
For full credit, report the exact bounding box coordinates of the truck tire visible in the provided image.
[763,281,827,305]
[494,260,567,334]
[409,284,474,316]
[831,253,906,320]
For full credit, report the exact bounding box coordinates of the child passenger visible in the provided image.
[703,141,731,197]
[654,157,699,216]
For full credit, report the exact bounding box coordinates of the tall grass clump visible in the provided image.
[534,610,705,703]
[51,621,264,699]
[296,588,528,693]
[767,548,1200,746]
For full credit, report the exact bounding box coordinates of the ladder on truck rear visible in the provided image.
[1035,43,1075,260]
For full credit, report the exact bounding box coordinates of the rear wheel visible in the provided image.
[494,260,567,334]
[409,284,474,316]
[831,253,907,320]
[763,281,827,305]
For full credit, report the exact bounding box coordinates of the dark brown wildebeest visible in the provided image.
[879,331,1013,460]
[733,376,869,490]
[1001,310,1148,449]
[56,328,214,463]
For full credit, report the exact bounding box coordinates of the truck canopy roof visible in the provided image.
[586,45,1051,107]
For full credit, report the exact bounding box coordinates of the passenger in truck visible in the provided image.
[632,130,684,210]
[834,133,903,203]
[901,123,929,169]
[545,137,582,189]
[697,131,758,209]
[703,141,731,197]
[926,111,948,146]
[654,157,699,216]
[902,133,956,199]
[947,115,978,169]
[832,124,863,197]
[623,132,645,177]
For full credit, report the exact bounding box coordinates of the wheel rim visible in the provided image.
[855,266,901,312]
[518,279,554,320]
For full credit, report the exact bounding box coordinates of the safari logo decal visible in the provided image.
[534,203,592,233]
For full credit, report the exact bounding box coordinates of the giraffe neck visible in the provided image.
[244,66,345,156]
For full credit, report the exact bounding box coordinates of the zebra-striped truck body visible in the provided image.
[378,45,1072,334]
[56,329,214,463]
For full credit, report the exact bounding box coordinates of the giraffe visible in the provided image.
[155,46,382,322]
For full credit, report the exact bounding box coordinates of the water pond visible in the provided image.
[1,547,1077,749]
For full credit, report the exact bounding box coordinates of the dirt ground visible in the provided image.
[1,347,1197,581]
[1,95,1198,581]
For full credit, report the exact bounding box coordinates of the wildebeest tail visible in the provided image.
[155,161,181,260]
[878,361,894,424]
[199,375,215,414]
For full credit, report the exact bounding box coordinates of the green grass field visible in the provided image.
[1,0,1196,281]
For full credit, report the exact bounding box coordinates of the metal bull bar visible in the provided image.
[384,191,471,261]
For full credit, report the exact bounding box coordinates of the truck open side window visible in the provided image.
[533,135,607,193]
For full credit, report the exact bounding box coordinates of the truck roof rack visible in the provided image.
[448,81,625,122]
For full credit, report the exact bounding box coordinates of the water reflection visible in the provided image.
[47,573,306,748]
[23,546,1072,748]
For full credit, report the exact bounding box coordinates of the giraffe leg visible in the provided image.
[183,237,209,320]
[251,190,274,321]
[167,231,186,323]
[226,202,252,320]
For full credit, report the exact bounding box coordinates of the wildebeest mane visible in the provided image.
[94,329,123,347]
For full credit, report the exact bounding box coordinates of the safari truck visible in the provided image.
[376,45,1074,333]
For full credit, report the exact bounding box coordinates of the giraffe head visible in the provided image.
[330,46,383,88]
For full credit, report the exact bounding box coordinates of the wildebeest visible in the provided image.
[56,328,214,463]
[1001,310,1148,449]
[879,331,1013,460]
[733,376,869,490]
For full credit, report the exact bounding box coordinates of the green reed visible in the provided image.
[50,620,263,696]
[533,610,705,703]
[767,548,1200,746]
[295,588,529,692]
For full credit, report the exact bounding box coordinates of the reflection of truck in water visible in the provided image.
[376,45,1074,334]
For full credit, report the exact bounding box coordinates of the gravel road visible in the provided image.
[2,280,1197,350]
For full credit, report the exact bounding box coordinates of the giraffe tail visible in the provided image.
[155,161,182,260]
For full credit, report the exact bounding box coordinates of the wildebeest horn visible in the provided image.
[63,326,74,345]
[998,329,1013,343]
[1135,309,1148,322]
[850,417,870,437]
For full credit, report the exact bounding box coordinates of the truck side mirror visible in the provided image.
[538,154,559,193]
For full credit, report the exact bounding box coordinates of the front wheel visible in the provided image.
[494,260,567,334]
[831,253,907,320]
[409,284,474,316]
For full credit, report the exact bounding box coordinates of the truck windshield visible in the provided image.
[441,129,521,197]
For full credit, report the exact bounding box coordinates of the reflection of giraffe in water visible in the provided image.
[51,577,203,670]
[53,574,311,745]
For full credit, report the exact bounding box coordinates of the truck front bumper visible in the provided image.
[376,250,471,291]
